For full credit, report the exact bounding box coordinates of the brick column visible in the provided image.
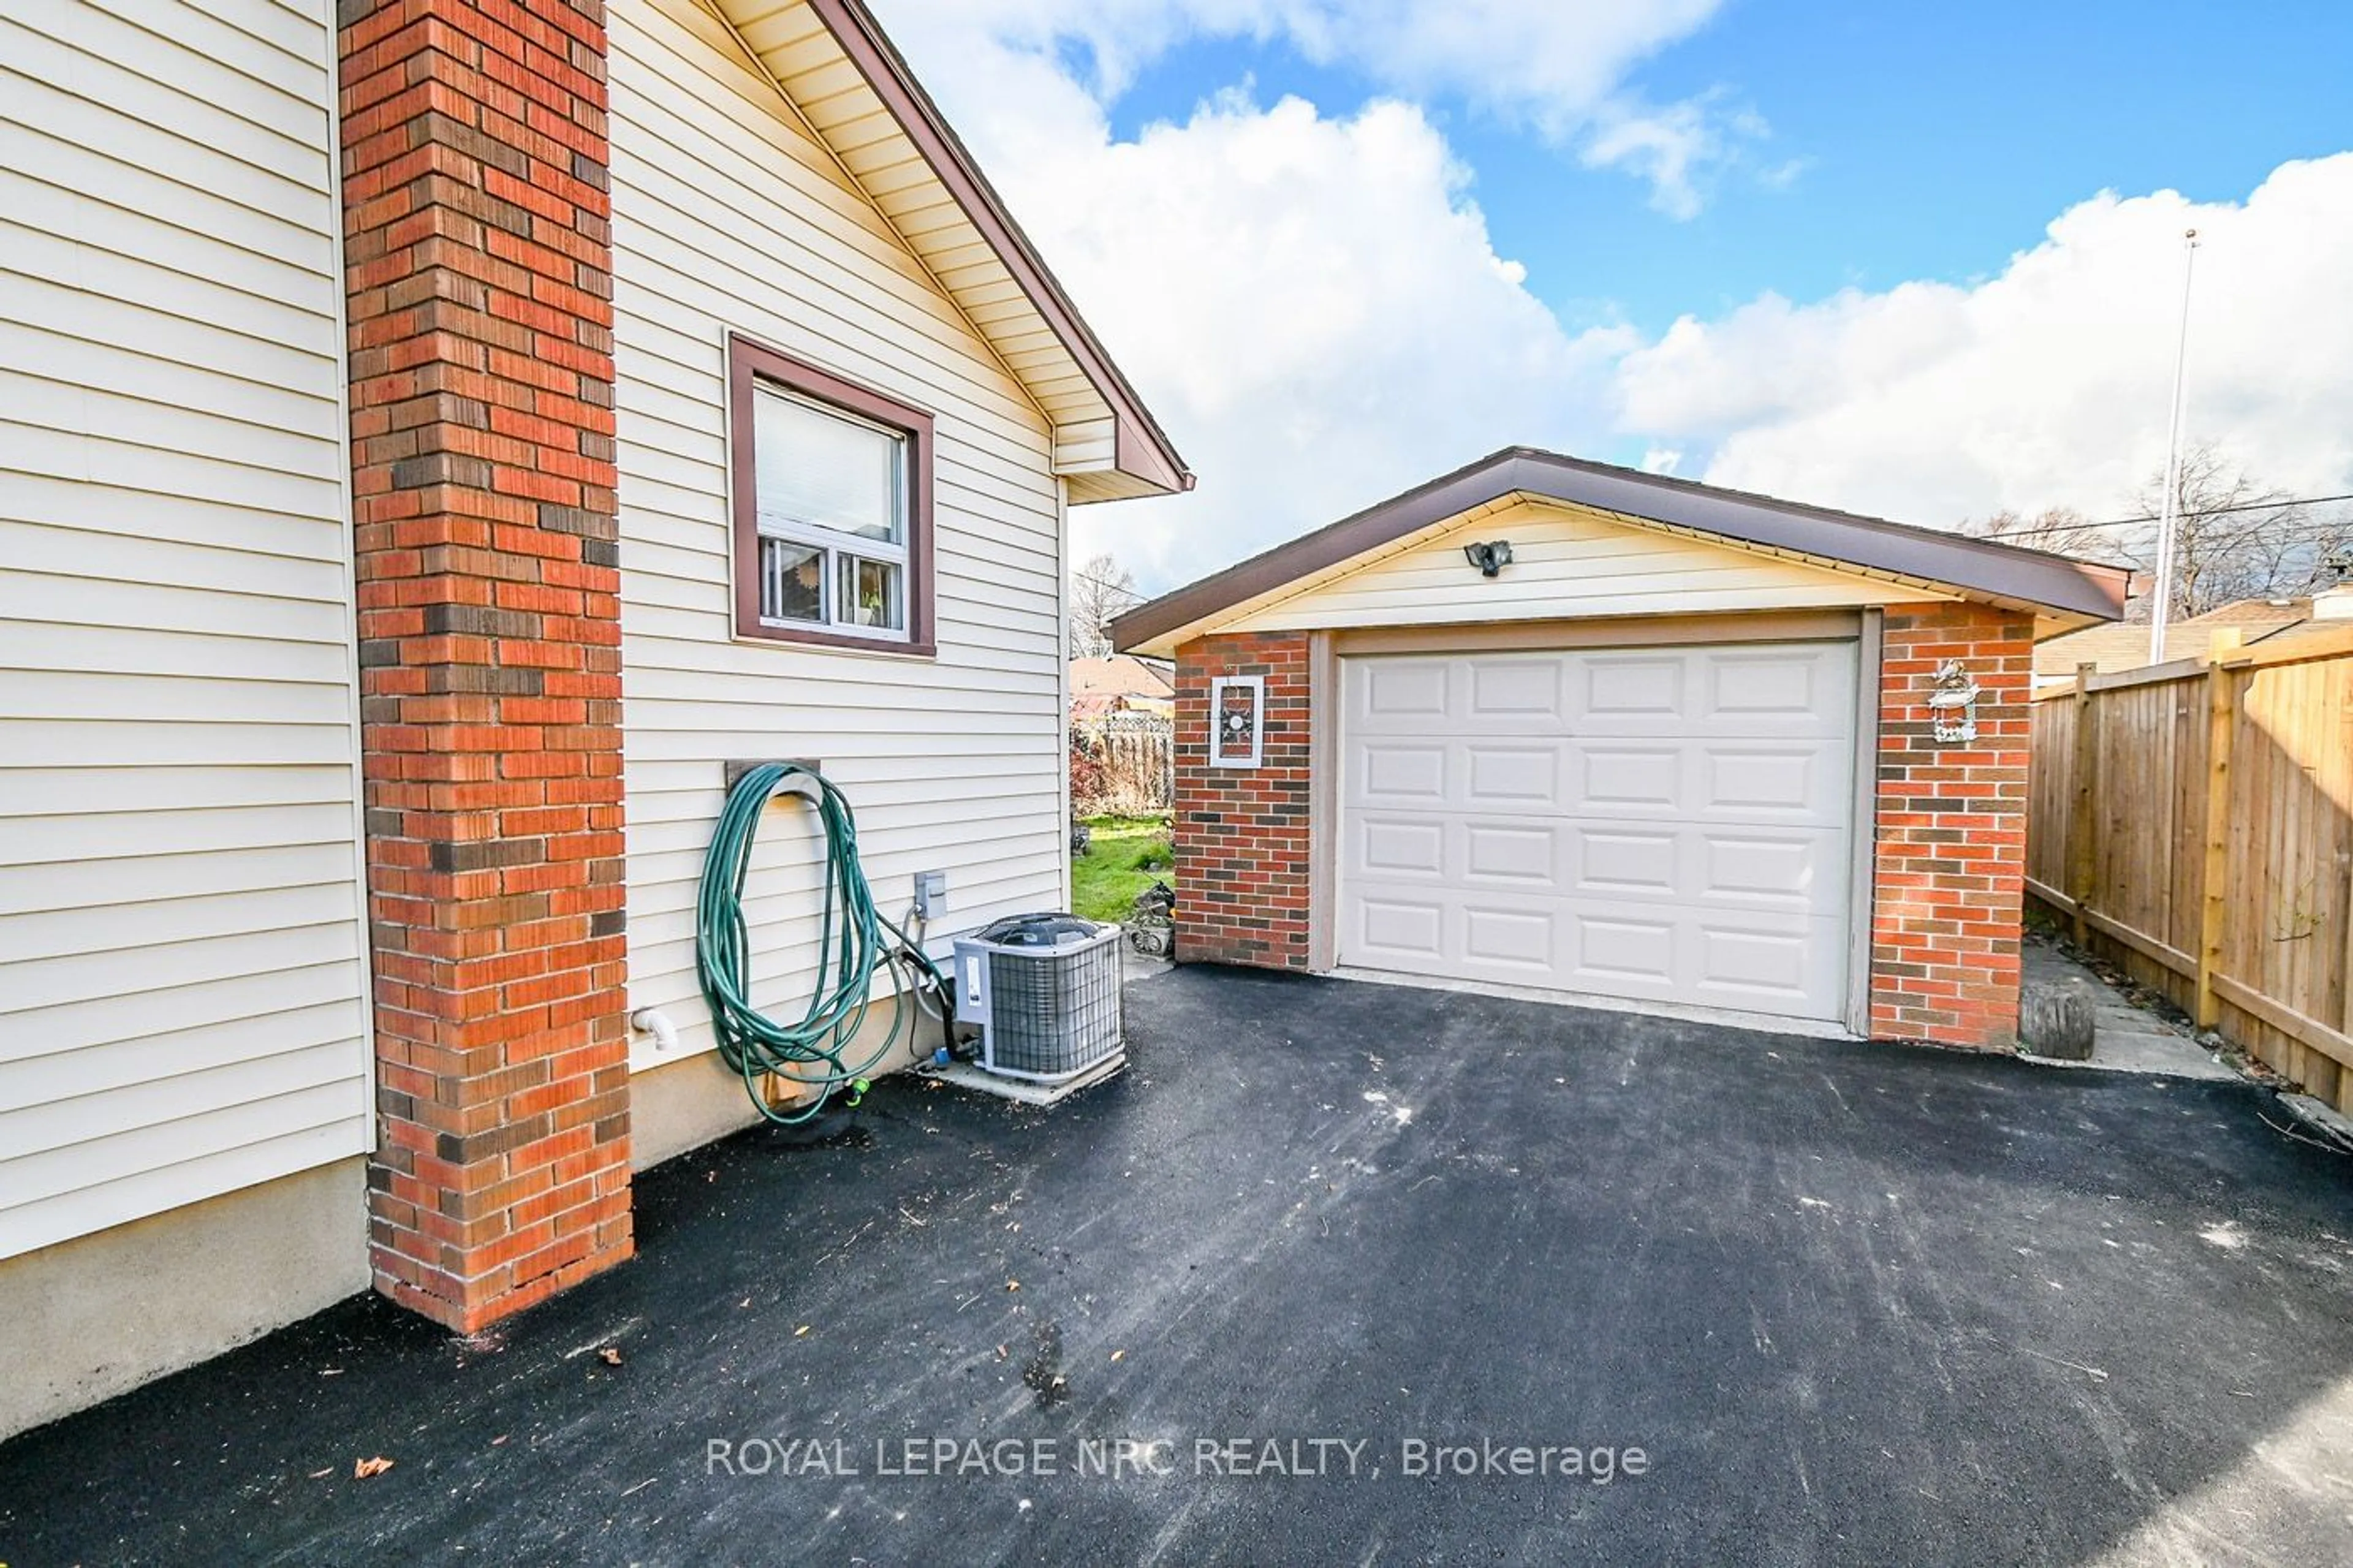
[1173,632,1312,968]
[339,0,631,1330]
[1869,603,2035,1049]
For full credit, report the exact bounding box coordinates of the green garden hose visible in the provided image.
[694,762,950,1124]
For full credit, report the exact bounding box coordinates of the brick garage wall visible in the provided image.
[1869,602,2036,1049]
[1173,633,1312,968]
[341,0,631,1331]
[1168,607,2039,1050]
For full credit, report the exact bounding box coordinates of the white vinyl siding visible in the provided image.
[1228,499,1952,635]
[0,1,369,1257]
[610,0,1068,1068]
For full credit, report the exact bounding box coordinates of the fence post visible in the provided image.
[2195,629,2243,1028]
[2068,661,2099,946]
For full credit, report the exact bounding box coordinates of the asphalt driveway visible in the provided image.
[5,966,2352,1566]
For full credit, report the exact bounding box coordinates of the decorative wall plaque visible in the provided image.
[1928,659,1981,744]
[1209,675,1265,768]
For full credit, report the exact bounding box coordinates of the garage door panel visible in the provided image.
[1348,814,1835,912]
[1697,745,1844,821]
[1696,913,1849,1010]
[1352,896,1446,963]
[1464,822,1557,884]
[1359,817,1446,877]
[1573,743,1846,825]
[1700,922,1819,998]
[1705,648,1847,727]
[1575,828,1680,896]
[1577,745,1682,812]
[1572,822,1836,910]
[1464,906,1555,970]
[1563,645,1855,738]
[1357,657,1449,719]
[1580,903,1843,1013]
[1575,911,1676,985]
[1345,881,1847,1017]
[1355,649,1855,738]
[1357,741,1446,803]
[1466,744,1558,805]
[1349,814,1571,887]
[1346,740,1846,824]
[1700,831,1832,904]
[1339,639,1858,1024]
[1468,658,1563,721]
[1577,654,1685,722]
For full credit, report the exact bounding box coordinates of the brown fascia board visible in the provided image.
[1112,447,2134,651]
[813,0,1193,499]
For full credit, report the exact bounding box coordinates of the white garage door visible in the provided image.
[1338,641,1859,1022]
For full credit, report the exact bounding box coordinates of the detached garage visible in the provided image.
[1111,449,2131,1048]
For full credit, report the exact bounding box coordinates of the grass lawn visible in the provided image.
[1072,814,1172,925]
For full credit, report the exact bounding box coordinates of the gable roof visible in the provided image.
[713,0,1191,502]
[1112,447,2133,653]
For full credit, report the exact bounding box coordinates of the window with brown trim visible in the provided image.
[729,335,935,654]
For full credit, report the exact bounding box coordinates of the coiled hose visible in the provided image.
[695,762,952,1124]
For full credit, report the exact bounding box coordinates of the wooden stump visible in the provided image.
[2020,985,2096,1060]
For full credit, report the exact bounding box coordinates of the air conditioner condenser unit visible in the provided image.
[952,913,1124,1084]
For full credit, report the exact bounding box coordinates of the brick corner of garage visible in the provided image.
[1866,602,2037,1053]
[1169,609,2040,1055]
[1170,632,1314,970]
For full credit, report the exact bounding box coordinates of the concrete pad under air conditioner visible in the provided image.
[916,1051,1127,1106]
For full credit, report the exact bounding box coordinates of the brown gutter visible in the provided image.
[1112,446,2134,651]
[811,0,1193,498]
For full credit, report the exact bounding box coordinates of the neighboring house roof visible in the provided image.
[1070,654,1175,701]
[2034,597,2324,679]
[2035,585,2353,678]
[2257,607,2353,652]
[711,0,1191,502]
[1112,447,2133,654]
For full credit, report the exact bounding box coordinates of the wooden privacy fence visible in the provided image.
[1072,710,1173,816]
[2026,624,2353,1111]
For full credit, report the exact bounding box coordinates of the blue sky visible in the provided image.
[1104,1,2353,337]
[882,0,2353,586]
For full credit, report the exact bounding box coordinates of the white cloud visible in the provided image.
[874,4,1639,585]
[879,0,1752,218]
[1050,91,1635,582]
[882,0,1722,121]
[865,3,2353,594]
[1581,92,1767,219]
[1276,0,1722,138]
[1616,155,2353,527]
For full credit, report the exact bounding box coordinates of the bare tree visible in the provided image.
[2125,444,2348,619]
[1961,506,2120,562]
[1069,552,1138,657]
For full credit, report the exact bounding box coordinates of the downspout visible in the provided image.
[1056,476,1074,912]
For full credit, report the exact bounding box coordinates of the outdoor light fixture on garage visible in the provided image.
[1462,540,1513,577]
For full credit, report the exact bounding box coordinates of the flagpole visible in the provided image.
[2148,227,2199,664]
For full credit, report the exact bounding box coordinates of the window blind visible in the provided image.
[753,386,902,543]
